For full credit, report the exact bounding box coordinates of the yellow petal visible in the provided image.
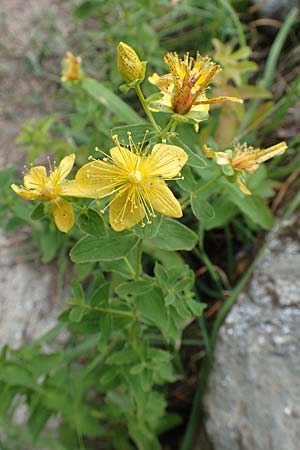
[53,153,75,181]
[147,144,188,178]
[144,179,182,218]
[59,180,99,198]
[110,145,139,171]
[50,198,74,232]
[215,151,231,166]
[11,184,41,200]
[75,160,123,198]
[109,188,145,232]
[23,166,47,190]
[196,96,243,105]
[203,145,215,159]
[190,103,210,113]
[255,142,287,164]
[148,73,174,93]
[148,72,161,85]
[236,176,251,195]
[148,91,173,112]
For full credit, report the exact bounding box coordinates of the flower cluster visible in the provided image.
[12,137,188,232]
[12,43,288,233]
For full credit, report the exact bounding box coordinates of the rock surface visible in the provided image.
[0,0,74,348]
[203,214,300,450]
[251,0,298,18]
[0,231,60,348]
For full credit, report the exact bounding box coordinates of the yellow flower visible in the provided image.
[149,52,243,129]
[204,141,288,195]
[73,135,188,231]
[11,154,82,232]
[61,51,82,82]
[117,42,144,83]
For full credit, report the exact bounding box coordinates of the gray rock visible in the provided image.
[251,0,299,18]
[203,214,300,450]
[0,231,60,348]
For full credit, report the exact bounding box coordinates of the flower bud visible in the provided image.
[61,51,82,82]
[117,42,143,83]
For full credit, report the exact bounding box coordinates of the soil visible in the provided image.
[0,0,75,169]
[0,0,77,346]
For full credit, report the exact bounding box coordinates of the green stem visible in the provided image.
[69,302,137,318]
[160,117,175,138]
[181,174,222,210]
[135,84,161,134]
[135,239,143,280]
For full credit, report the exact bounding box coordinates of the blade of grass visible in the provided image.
[239,8,299,132]
[82,78,145,125]
[218,0,246,48]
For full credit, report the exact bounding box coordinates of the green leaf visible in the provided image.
[135,288,168,332]
[221,164,235,176]
[154,262,168,285]
[70,231,139,263]
[74,1,103,19]
[70,280,85,305]
[0,363,36,387]
[90,281,110,306]
[176,166,198,192]
[101,257,135,279]
[28,403,51,440]
[150,219,198,251]
[191,193,215,220]
[77,209,108,237]
[116,280,154,299]
[30,353,64,375]
[172,137,206,169]
[133,214,163,239]
[82,78,143,124]
[186,299,206,316]
[30,202,46,220]
[0,386,16,415]
[69,307,85,323]
[111,124,156,144]
[226,184,274,229]
[202,195,237,230]
[0,166,15,187]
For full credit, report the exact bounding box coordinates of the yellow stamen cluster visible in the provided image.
[165,52,221,114]
[149,52,243,123]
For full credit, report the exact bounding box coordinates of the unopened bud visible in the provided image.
[117,42,143,82]
[61,52,82,82]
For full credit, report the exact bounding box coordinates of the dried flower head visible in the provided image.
[203,141,288,195]
[149,52,243,129]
